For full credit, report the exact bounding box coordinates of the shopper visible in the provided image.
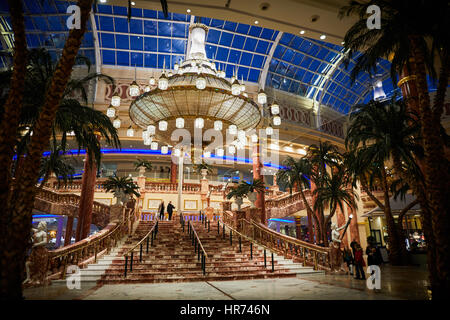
[366,242,380,266]
[343,247,354,276]
[353,243,366,280]
[158,201,165,221]
[167,201,175,221]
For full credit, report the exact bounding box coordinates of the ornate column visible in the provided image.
[398,63,419,115]
[336,206,348,247]
[64,216,74,246]
[348,204,361,244]
[294,216,302,240]
[170,161,177,184]
[310,180,320,244]
[253,143,266,224]
[75,133,100,241]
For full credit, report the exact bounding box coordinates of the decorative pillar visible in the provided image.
[75,133,100,241]
[336,206,348,247]
[64,216,74,246]
[55,216,64,248]
[348,204,360,244]
[310,180,320,244]
[294,216,302,240]
[252,143,266,224]
[170,161,177,184]
[398,63,419,115]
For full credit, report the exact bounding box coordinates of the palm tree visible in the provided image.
[339,0,450,298]
[277,156,316,243]
[0,0,95,299]
[193,161,213,179]
[134,158,152,177]
[313,166,357,247]
[103,176,141,205]
[38,145,77,190]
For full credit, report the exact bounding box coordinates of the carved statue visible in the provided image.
[23,221,50,286]
[329,218,351,272]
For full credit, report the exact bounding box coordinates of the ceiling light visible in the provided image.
[228,124,237,135]
[99,0,107,3]
[251,134,258,143]
[161,146,169,154]
[299,30,305,34]
[151,142,158,150]
[254,20,259,24]
[111,93,121,107]
[106,105,116,118]
[203,151,211,158]
[127,126,134,137]
[131,1,135,6]
[174,148,181,157]
[320,34,326,40]
[341,41,345,45]
[228,145,236,154]
[113,117,121,129]
[158,74,168,90]
[129,81,140,97]
[216,148,224,157]
[159,120,168,131]
[147,125,156,135]
[149,76,156,85]
[195,117,204,129]
[196,76,206,90]
[186,9,191,13]
[258,89,267,104]
[270,102,279,115]
[176,117,185,128]
[273,116,281,126]
[266,126,273,135]
[214,120,223,131]
[142,129,149,140]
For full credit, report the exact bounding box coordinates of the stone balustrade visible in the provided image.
[265,190,312,219]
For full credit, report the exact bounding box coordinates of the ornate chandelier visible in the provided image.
[129,23,262,149]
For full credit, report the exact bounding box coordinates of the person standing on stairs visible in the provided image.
[158,201,165,220]
[167,201,175,220]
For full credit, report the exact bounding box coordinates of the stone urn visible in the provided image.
[247,191,257,207]
[114,189,129,205]
[235,196,243,211]
[138,166,146,177]
[200,168,208,179]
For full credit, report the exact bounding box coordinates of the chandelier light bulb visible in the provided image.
[111,93,121,107]
[196,76,206,90]
[144,85,151,92]
[240,77,245,92]
[158,74,168,90]
[151,141,158,150]
[106,105,116,118]
[113,117,121,129]
[161,145,169,154]
[251,134,258,143]
[159,120,168,131]
[243,92,248,97]
[228,145,236,154]
[228,124,237,135]
[168,72,173,77]
[273,116,281,126]
[147,125,156,135]
[214,120,223,131]
[195,117,204,129]
[176,117,185,128]
[258,89,267,104]
[149,77,156,85]
[216,148,224,157]
[270,102,280,115]
[144,136,152,145]
[231,79,241,96]
[129,81,140,97]
[127,126,134,137]
[142,129,149,140]
[266,126,273,135]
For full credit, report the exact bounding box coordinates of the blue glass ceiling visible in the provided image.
[0,0,398,114]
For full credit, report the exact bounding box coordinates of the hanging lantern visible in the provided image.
[144,85,151,92]
[251,134,258,143]
[142,129,149,140]
[235,140,245,150]
[258,89,267,104]
[195,117,204,129]
[147,125,156,135]
[203,150,211,158]
[159,120,168,131]
[196,76,206,90]
[214,120,222,131]
[243,92,248,97]
[168,72,173,77]
[129,81,140,97]
[174,63,179,71]
[143,136,152,145]
[266,126,273,135]
[273,116,281,126]
[151,141,158,150]
[106,105,116,118]
[111,93,121,107]
[216,148,224,157]
[240,77,245,92]
[238,130,246,141]
[161,146,169,154]
[158,74,168,90]
[231,79,240,95]
[149,76,156,85]
[127,126,134,137]
[228,124,237,135]
[113,117,121,129]
[176,117,185,128]
[228,145,236,154]
[270,102,280,115]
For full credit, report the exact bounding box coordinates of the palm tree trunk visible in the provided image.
[410,35,450,299]
[0,0,94,299]
[299,189,316,244]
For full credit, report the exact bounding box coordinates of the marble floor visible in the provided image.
[23,265,431,300]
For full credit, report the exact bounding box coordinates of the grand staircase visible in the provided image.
[94,217,321,284]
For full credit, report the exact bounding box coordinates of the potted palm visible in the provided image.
[226,187,246,211]
[193,161,213,180]
[134,158,152,177]
[227,179,265,209]
[103,175,141,205]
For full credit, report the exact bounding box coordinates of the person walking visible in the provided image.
[167,201,175,221]
[353,243,366,280]
[343,247,354,276]
[158,201,165,221]
[366,242,380,266]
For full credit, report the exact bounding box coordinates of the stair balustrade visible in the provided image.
[47,220,126,280]
[123,217,159,277]
[179,212,208,276]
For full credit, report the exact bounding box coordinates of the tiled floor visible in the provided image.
[23,265,431,300]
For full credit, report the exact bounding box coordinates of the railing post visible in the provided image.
[223,224,225,239]
[217,220,220,235]
[140,243,143,262]
[130,252,134,272]
[151,231,154,246]
[271,252,274,272]
[250,242,253,260]
[230,229,232,246]
[264,249,267,268]
[198,243,200,261]
[313,252,318,270]
[208,220,210,232]
[239,236,242,252]
[124,255,128,277]
[202,254,206,275]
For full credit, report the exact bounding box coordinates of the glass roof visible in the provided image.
[0,0,401,115]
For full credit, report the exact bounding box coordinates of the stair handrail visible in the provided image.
[238,218,330,271]
[123,216,159,277]
[217,216,279,272]
[180,212,207,275]
[47,220,125,280]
